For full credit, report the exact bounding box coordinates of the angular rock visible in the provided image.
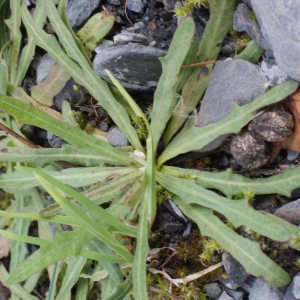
[195,59,267,152]
[217,291,234,300]
[107,127,130,147]
[284,274,300,300]
[274,199,300,224]
[223,287,244,300]
[113,32,148,45]
[126,0,144,13]
[93,44,166,92]
[261,59,291,87]
[219,253,248,290]
[47,132,65,148]
[251,0,300,81]
[249,278,284,300]
[233,3,270,50]
[241,276,257,293]
[36,54,56,84]
[204,283,222,299]
[67,0,101,28]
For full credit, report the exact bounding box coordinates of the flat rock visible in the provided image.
[93,44,166,92]
[67,0,101,28]
[261,58,291,87]
[249,278,284,300]
[233,3,270,50]
[195,59,267,152]
[274,199,300,224]
[251,0,300,81]
[107,127,130,147]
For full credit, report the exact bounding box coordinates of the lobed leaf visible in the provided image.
[156,172,291,242]
[162,165,300,198]
[173,196,290,287]
[158,81,299,165]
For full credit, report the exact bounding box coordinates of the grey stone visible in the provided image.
[97,123,109,132]
[264,50,275,59]
[54,78,84,111]
[93,44,166,92]
[221,41,237,55]
[113,32,148,45]
[287,150,299,161]
[133,22,146,30]
[223,287,244,300]
[220,253,248,290]
[260,59,291,87]
[274,199,300,224]
[249,278,284,300]
[292,274,300,298]
[241,276,256,293]
[126,0,144,13]
[36,54,56,84]
[107,127,130,147]
[47,132,65,148]
[95,40,115,53]
[195,59,267,152]
[67,0,101,28]
[217,291,234,300]
[233,3,270,50]
[252,0,300,81]
[204,283,222,299]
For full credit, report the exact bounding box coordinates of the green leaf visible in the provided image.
[162,165,300,198]
[234,40,264,63]
[6,228,93,284]
[164,0,236,141]
[158,80,299,166]
[0,94,135,166]
[33,170,135,261]
[150,17,195,152]
[173,196,290,287]
[0,165,136,191]
[156,172,290,242]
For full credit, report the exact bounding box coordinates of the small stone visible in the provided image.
[93,44,166,92]
[251,0,300,81]
[97,122,109,132]
[47,132,66,148]
[292,274,300,299]
[217,291,234,300]
[133,21,146,30]
[67,0,101,28]
[204,283,222,299]
[248,106,294,142]
[230,131,268,169]
[221,253,248,289]
[36,54,56,84]
[126,0,144,13]
[22,124,35,138]
[223,287,244,300]
[113,32,148,45]
[162,0,175,12]
[148,40,156,47]
[241,276,257,294]
[195,59,267,152]
[233,3,270,50]
[249,278,284,300]
[274,199,300,224]
[221,41,237,55]
[95,40,115,53]
[261,59,291,87]
[107,127,130,147]
[287,150,299,161]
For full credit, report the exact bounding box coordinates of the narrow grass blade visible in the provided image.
[0,94,135,166]
[158,81,299,166]
[162,165,300,198]
[173,196,290,287]
[133,200,149,299]
[25,167,137,237]
[33,171,135,261]
[156,172,290,242]
[150,18,195,152]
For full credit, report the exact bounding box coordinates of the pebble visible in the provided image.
[133,21,146,30]
[204,283,222,299]
[126,0,144,13]
[195,58,267,152]
[47,132,66,148]
[233,3,270,50]
[107,127,130,147]
[217,291,234,300]
[36,54,56,84]
[284,274,300,300]
[251,0,300,81]
[287,150,299,161]
[113,32,148,45]
[95,40,115,53]
[93,44,166,92]
[260,58,291,87]
[248,278,284,300]
[223,287,244,300]
[67,0,101,28]
[274,199,300,225]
